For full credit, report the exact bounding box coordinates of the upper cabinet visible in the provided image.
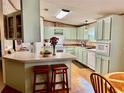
[96,17,112,41]
[6,11,22,40]
[96,20,103,40]
[63,27,76,40]
[103,17,112,40]
[77,26,84,40]
[44,27,54,39]
[77,23,96,41]
[44,26,77,40]
[88,24,96,41]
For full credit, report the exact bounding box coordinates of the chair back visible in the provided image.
[90,73,117,93]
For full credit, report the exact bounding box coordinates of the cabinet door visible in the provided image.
[44,27,54,39]
[103,17,112,40]
[65,47,75,55]
[7,14,15,39]
[70,28,76,40]
[96,20,103,40]
[82,49,87,65]
[95,55,102,73]
[77,27,84,40]
[15,12,22,39]
[87,51,95,70]
[101,56,110,74]
[63,28,71,39]
[88,26,96,41]
[75,48,79,60]
[78,48,83,63]
[83,30,89,40]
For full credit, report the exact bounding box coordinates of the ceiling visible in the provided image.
[40,0,124,25]
[3,0,21,14]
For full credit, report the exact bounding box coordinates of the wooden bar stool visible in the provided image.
[33,65,50,93]
[51,64,69,93]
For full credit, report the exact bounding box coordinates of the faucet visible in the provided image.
[81,40,88,47]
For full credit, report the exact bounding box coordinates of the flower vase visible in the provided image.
[53,45,56,56]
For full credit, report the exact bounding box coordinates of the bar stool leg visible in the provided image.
[33,73,36,93]
[53,71,56,93]
[65,70,69,93]
[62,70,65,89]
[51,71,53,92]
[47,72,50,93]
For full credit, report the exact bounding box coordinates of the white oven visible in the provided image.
[96,41,110,56]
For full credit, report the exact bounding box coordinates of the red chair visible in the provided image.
[51,64,69,93]
[33,65,50,93]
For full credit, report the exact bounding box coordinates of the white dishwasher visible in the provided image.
[87,50,96,70]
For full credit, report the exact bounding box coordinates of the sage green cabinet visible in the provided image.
[78,47,83,63]
[75,47,87,65]
[103,17,112,40]
[65,47,75,55]
[77,27,84,40]
[88,25,96,41]
[96,20,103,40]
[75,47,80,61]
[95,54,110,75]
[96,17,112,40]
[63,27,76,40]
[44,27,54,39]
[70,28,77,39]
[77,24,96,41]
[82,49,88,65]
[83,30,89,40]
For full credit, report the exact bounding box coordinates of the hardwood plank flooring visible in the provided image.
[0,61,94,93]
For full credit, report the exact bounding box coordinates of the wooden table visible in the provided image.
[105,72,124,93]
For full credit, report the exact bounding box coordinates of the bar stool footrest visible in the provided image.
[35,82,48,85]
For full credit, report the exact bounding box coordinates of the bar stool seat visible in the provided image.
[33,65,50,93]
[52,64,68,70]
[51,64,69,93]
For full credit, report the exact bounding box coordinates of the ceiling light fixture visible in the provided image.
[56,9,70,19]
[84,20,88,31]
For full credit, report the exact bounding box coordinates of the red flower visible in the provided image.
[50,37,59,46]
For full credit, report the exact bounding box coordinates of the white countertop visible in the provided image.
[87,49,96,52]
[3,52,76,63]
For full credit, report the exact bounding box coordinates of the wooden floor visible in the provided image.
[0,61,94,93]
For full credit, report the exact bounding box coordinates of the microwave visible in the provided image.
[96,41,110,56]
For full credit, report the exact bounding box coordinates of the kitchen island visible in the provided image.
[3,52,76,93]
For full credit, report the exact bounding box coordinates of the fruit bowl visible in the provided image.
[40,50,52,57]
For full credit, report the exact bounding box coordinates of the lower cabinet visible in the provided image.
[75,47,87,65]
[65,47,75,55]
[87,51,95,70]
[95,54,110,75]
[82,49,88,65]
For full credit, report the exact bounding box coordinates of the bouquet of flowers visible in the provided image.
[50,37,59,55]
[50,37,59,46]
